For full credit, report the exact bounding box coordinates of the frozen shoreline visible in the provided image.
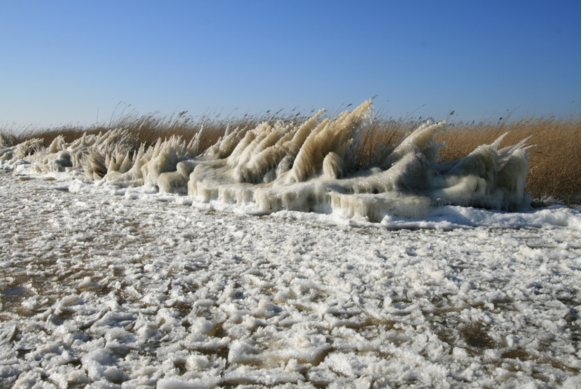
[0,170,580,388]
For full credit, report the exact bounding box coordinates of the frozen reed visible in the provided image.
[2,105,579,204]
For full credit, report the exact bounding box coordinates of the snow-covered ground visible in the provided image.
[0,168,579,388]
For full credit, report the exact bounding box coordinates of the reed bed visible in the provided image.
[2,110,580,204]
[436,116,581,204]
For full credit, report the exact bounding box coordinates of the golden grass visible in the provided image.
[355,115,581,204]
[436,116,581,203]
[3,111,580,204]
[4,107,317,157]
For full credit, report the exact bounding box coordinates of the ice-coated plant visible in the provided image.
[2,100,534,221]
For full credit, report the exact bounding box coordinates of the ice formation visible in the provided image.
[0,169,578,388]
[2,100,533,221]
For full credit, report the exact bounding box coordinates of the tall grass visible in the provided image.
[2,109,580,204]
[4,105,313,153]
[437,116,581,204]
[356,115,580,204]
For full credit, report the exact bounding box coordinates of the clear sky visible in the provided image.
[0,0,580,128]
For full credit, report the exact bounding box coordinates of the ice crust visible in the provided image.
[0,167,579,387]
[1,100,535,224]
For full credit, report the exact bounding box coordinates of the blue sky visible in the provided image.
[0,0,579,128]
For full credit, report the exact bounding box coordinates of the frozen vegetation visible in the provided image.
[1,100,536,220]
[0,101,579,387]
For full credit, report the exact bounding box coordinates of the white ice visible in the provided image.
[0,164,579,388]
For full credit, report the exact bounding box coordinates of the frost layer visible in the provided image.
[0,171,579,388]
[2,100,533,221]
